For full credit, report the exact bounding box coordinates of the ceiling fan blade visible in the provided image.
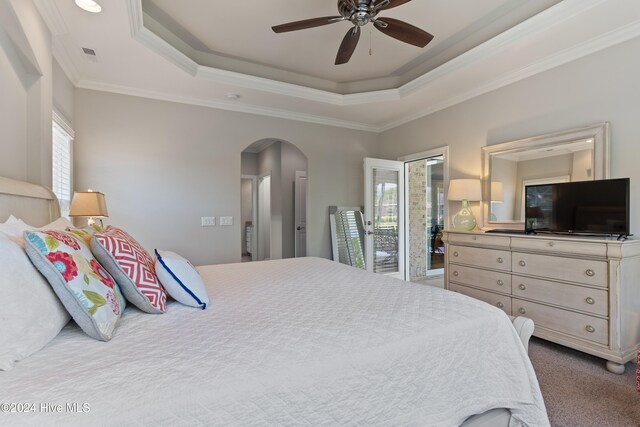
[378,0,412,10]
[335,26,361,65]
[374,18,433,47]
[272,16,343,33]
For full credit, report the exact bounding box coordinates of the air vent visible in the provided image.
[81,47,99,63]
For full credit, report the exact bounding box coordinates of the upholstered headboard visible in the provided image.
[0,176,60,226]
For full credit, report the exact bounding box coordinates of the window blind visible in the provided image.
[52,121,73,217]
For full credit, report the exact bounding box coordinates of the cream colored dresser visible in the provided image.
[442,230,640,373]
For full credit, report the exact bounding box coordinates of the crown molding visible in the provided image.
[33,0,69,36]
[75,80,381,133]
[379,18,640,132]
[33,0,79,84]
[52,38,80,85]
[126,0,198,76]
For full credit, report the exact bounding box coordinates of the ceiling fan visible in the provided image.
[272,0,434,65]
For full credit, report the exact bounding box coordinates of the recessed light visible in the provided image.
[226,93,241,101]
[75,0,102,13]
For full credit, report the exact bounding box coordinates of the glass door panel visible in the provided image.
[364,158,404,278]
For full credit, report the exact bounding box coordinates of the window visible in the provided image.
[52,118,74,218]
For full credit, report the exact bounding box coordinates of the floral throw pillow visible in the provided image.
[91,226,166,314]
[24,230,124,341]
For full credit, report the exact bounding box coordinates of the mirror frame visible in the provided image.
[481,122,610,229]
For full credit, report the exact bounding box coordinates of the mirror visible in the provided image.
[329,206,365,268]
[482,123,610,228]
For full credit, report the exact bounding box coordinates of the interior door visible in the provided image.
[364,158,405,278]
[294,170,307,257]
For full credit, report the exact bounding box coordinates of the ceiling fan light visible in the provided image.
[75,0,102,13]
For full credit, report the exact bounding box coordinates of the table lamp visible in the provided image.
[448,179,482,231]
[69,190,108,227]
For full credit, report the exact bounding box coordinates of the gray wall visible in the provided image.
[74,89,378,265]
[52,59,74,126]
[0,0,54,187]
[378,37,640,234]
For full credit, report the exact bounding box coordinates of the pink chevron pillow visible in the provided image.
[91,226,166,314]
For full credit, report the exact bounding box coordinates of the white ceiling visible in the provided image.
[37,0,640,132]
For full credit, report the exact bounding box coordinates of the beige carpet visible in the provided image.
[529,337,640,426]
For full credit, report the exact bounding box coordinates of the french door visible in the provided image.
[364,158,405,279]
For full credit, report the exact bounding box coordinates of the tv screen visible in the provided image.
[524,178,630,236]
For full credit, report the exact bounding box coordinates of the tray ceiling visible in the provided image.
[38,0,640,131]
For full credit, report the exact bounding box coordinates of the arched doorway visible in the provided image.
[240,139,308,261]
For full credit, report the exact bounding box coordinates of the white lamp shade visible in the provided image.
[448,179,482,201]
[491,181,504,202]
[69,191,108,217]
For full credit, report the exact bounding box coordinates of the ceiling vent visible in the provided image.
[81,47,98,62]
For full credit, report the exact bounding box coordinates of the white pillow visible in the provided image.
[154,250,209,309]
[0,237,70,370]
[0,217,74,247]
[2,215,19,224]
[41,217,75,231]
[0,219,35,245]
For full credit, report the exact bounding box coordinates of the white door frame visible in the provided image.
[241,174,258,261]
[257,171,272,261]
[294,170,307,257]
[398,146,449,279]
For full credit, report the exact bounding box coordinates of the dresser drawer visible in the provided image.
[511,237,608,257]
[512,299,608,345]
[449,264,511,293]
[512,252,608,287]
[445,232,510,249]
[449,245,511,272]
[512,275,608,316]
[450,283,511,315]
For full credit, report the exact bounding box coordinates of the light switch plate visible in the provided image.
[201,216,216,227]
[220,216,233,226]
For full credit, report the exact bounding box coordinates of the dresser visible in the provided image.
[442,230,640,373]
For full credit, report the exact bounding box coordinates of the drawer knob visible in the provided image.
[497,280,504,286]
[518,307,526,315]
[497,257,504,264]
[586,297,595,305]
[453,271,459,277]
[453,251,459,257]
[497,302,504,309]
[548,241,555,247]
[518,260,526,267]
[472,236,477,241]
[585,269,595,277]
[585,325,596,333]
[519,284,526,291]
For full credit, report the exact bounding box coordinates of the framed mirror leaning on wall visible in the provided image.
[481,123,610,229]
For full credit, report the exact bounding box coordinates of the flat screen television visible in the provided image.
[524,178,630,237]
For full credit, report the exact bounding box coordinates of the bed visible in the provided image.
[0,176,549,426]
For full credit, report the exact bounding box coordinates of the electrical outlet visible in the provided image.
[201,216,216,227]
[220,216,233,226]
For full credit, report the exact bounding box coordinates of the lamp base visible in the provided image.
[452,200,477,231]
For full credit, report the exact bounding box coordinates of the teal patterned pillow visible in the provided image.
[24,230,125,341]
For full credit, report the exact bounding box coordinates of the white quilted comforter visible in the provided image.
[0,257,548,426]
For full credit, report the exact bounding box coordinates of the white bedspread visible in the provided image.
[0,257,548,426]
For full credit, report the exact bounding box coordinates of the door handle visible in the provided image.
[296,226,303,231]
[366,231,373,235]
